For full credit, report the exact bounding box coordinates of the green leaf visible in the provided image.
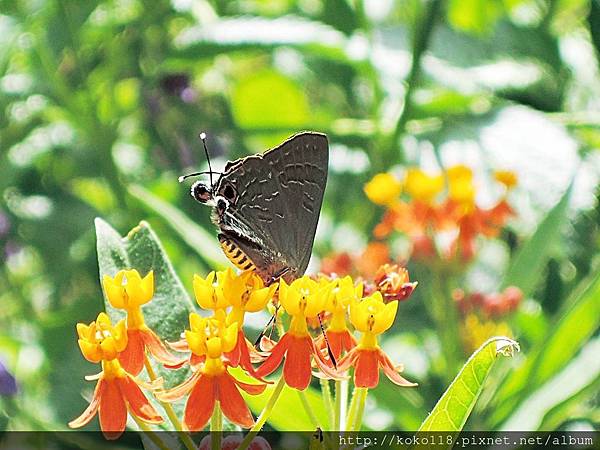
[500,182,572,296]
[231,69,310,130]
[491,268,600,426]
[128,184,228,270]
[447,0,504,35]
[418,337,519,435]
[94,218,194,384]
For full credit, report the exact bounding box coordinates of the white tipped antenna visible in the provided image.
[198,132,213,187]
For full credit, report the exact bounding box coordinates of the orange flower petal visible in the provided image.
[68,378,104,429]
[117,376,163,423]
[184,374,216,431]
[167,337,189,352]
[233,378,267,395]
[254,333,290,379]
[377,349,417,387]
[141,329,186,366]
[99,379,127,440]
[217,372,254,428]
[310,337,342,380]
[119,329,145,376]
[156,370,201,402]
[283,335,312,390]
[336,348,359,373]
[354,349,379,388]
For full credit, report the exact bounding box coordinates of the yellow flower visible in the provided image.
[193,271,229,311]
[494,170,518,190]
[185,313,238,362]
[76,312,127,363]
[222,269,277,327]
[447,165,475,205]
[350,291,398,348]
[364,173,402,206]
[404,169,444,204]
[279,276,334,336]
[103,270,154,310]
[324,276,363,332]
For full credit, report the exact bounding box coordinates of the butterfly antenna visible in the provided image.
[318,313,337,369]
[198,132,214,187]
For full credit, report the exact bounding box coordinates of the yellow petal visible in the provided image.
[221,322,239,353]
[371,298,398,334]
[246,286,275,312]
[279,279,300,316]
[78,339,102,363]
[185,330,205,356]
[349,298,368,332]
[188,312,203,332]
[113,319,128,352]
[103,275,126,309]
[206,336,222,359]
[76,322,91,340]
[405,169,444,203]
[100,337,118,360]
[364,173,402,206]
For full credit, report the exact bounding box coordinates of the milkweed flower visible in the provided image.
[103,270,183,375]
[364,173,402,206]
[372,264,418,303]
[254,276,341,390]
[316,276,361,360]
[157,313,266,430]
[337,292,416,388]
[221,269,277,375]
[69,312,162,439]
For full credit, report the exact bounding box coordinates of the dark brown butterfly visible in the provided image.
[180,131,329,285]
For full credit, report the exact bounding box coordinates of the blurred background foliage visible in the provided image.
[0,0,599,438]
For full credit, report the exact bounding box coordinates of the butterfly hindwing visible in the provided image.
[213,132,328,282]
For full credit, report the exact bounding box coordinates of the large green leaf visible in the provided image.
[418,337,519,436]
[500,182,572,296]
[128,184,228,270]
[491,268,600,426]
[95,218,194,385]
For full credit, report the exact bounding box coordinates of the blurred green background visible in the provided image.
[0,0,599,437]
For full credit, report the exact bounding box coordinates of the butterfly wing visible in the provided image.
[214,132,328,282]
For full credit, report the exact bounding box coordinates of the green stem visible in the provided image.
[345,385,359,432]
[334,379,348,430]
[319,378,335,430]
[350,388,368,431]
[144,356,197,450]
[210,402,222,450]
[237,376,286,450]
[132,415,171,450]
[298,390,321,429]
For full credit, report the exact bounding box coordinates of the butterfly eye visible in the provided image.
[222,184,237,202]
[191,181,212,204]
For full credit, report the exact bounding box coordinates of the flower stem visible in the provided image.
[319,378,335,430]
[298,390,321,429]
[345,385,359,431]
[143,355,197,450]
[350,388,368,431]
[334,379,348,430]
[237,376,286,450]
[132,415,171,450]
[210,402,222,450]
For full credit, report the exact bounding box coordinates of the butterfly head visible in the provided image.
[190,180,213,204]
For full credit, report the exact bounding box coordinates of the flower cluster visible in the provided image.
[364,165,516,262]
[70,263,417,438]
[453,286,523,352]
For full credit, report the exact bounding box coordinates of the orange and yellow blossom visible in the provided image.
[337,292,416,388]
[157,313,266,430]
[316,276,361,360]
[364,173,402,206]
[103,270,183,375]
[69,312,162,439]
[254,276,340,390]
[221,269,277,374]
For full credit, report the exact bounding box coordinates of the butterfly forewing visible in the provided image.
[214,132,328,282]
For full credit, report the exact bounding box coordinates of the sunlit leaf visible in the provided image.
[491,269,600,426]
[418,337,519,435]
[501,182,572,296]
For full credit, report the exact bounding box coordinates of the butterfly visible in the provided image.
[180,131,329,285]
